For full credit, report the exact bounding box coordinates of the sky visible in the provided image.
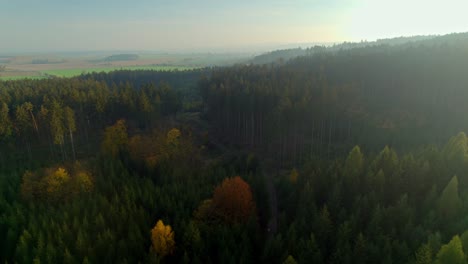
[0,0,467,52]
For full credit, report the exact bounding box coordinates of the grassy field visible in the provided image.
[0,65,198,80]
[0,51,249,80]
[0,75,46,81]
[41,65,198,78]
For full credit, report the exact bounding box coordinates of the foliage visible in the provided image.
[101,119,128,157]
[5,37,468,263]
[437,175,462,219]
[151,220,176,257]
[128,127,197,170]
[282,255,298,264]
[20,163,93,202]
[435,235,466,264]
[0,102,13,140]
[211,176,256,224]
[45,167,71,197]
[289,168,298,184]
[344,145,364,178]
[415,243,432,264]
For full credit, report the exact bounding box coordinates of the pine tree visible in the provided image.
[460,230,468,257]
[437,175,462,219]
[283,255,298,264]
[435,235,466,264]
[353,233,367,264]
[443,132,468,171]
[415,243,432,264]
[372,145,398,176]
[344,145,364,178]
[0,102,13,140]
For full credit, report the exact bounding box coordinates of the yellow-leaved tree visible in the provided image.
[166,128,181,147]
[150,220,175,257]
[74,171,93,193]
[21,163,93,202]
[101,119,128,157]
[128,127,197,169]
[45,167,71,198]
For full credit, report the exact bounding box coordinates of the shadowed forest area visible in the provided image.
[3,33,468,263]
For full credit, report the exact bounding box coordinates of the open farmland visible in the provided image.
[40,65,197,78]
[0,52,248,80]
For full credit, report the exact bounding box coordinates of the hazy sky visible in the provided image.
[1,0,467,52]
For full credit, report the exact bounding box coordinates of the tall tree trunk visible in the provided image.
[26,139,32,163]
[328,116,333,159]
[29,110,39,139]
[251,113,254,147]
[293,122,297,166]
[310,118,315,157]
[69,129,76,161]
[47,133,55,161]
[319,119,324,158]
[60,142,65,162]
[347,118,351,142]
[85,116,91,155]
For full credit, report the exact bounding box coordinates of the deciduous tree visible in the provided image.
[101,119,128,157]
[150,220,175,257]
[212,176,256,223]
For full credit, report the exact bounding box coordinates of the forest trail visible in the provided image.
[264,168,278,235]
[176,112,279,234]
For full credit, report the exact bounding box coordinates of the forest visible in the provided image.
[2,33,468,263]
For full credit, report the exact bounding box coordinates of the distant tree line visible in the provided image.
[104,54,139,62]
[202,33,468,167]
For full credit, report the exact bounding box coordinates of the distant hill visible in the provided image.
[251,33,468,64]
[104,54,139,62]
[251,46,326,64]
[31,58,65,64]
[0,56,12,64]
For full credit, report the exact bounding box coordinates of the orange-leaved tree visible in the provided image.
[150,220,175,257]
[212,176,256,224]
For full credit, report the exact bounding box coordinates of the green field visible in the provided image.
[41,65,197,78]
[0,65,198,80]
[0,75,46,81]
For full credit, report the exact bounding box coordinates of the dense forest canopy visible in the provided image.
[251,32,466,65]
[3,33,468,263]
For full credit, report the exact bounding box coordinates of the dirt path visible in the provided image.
[264,169,278,235]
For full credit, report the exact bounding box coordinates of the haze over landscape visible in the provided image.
[1,0,467,52]
[3,1,468,264]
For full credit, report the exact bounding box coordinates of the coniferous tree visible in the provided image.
[435,235,466,264]
[0,102,13,140]
[415,243,432,264]
[437,175,462,219]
